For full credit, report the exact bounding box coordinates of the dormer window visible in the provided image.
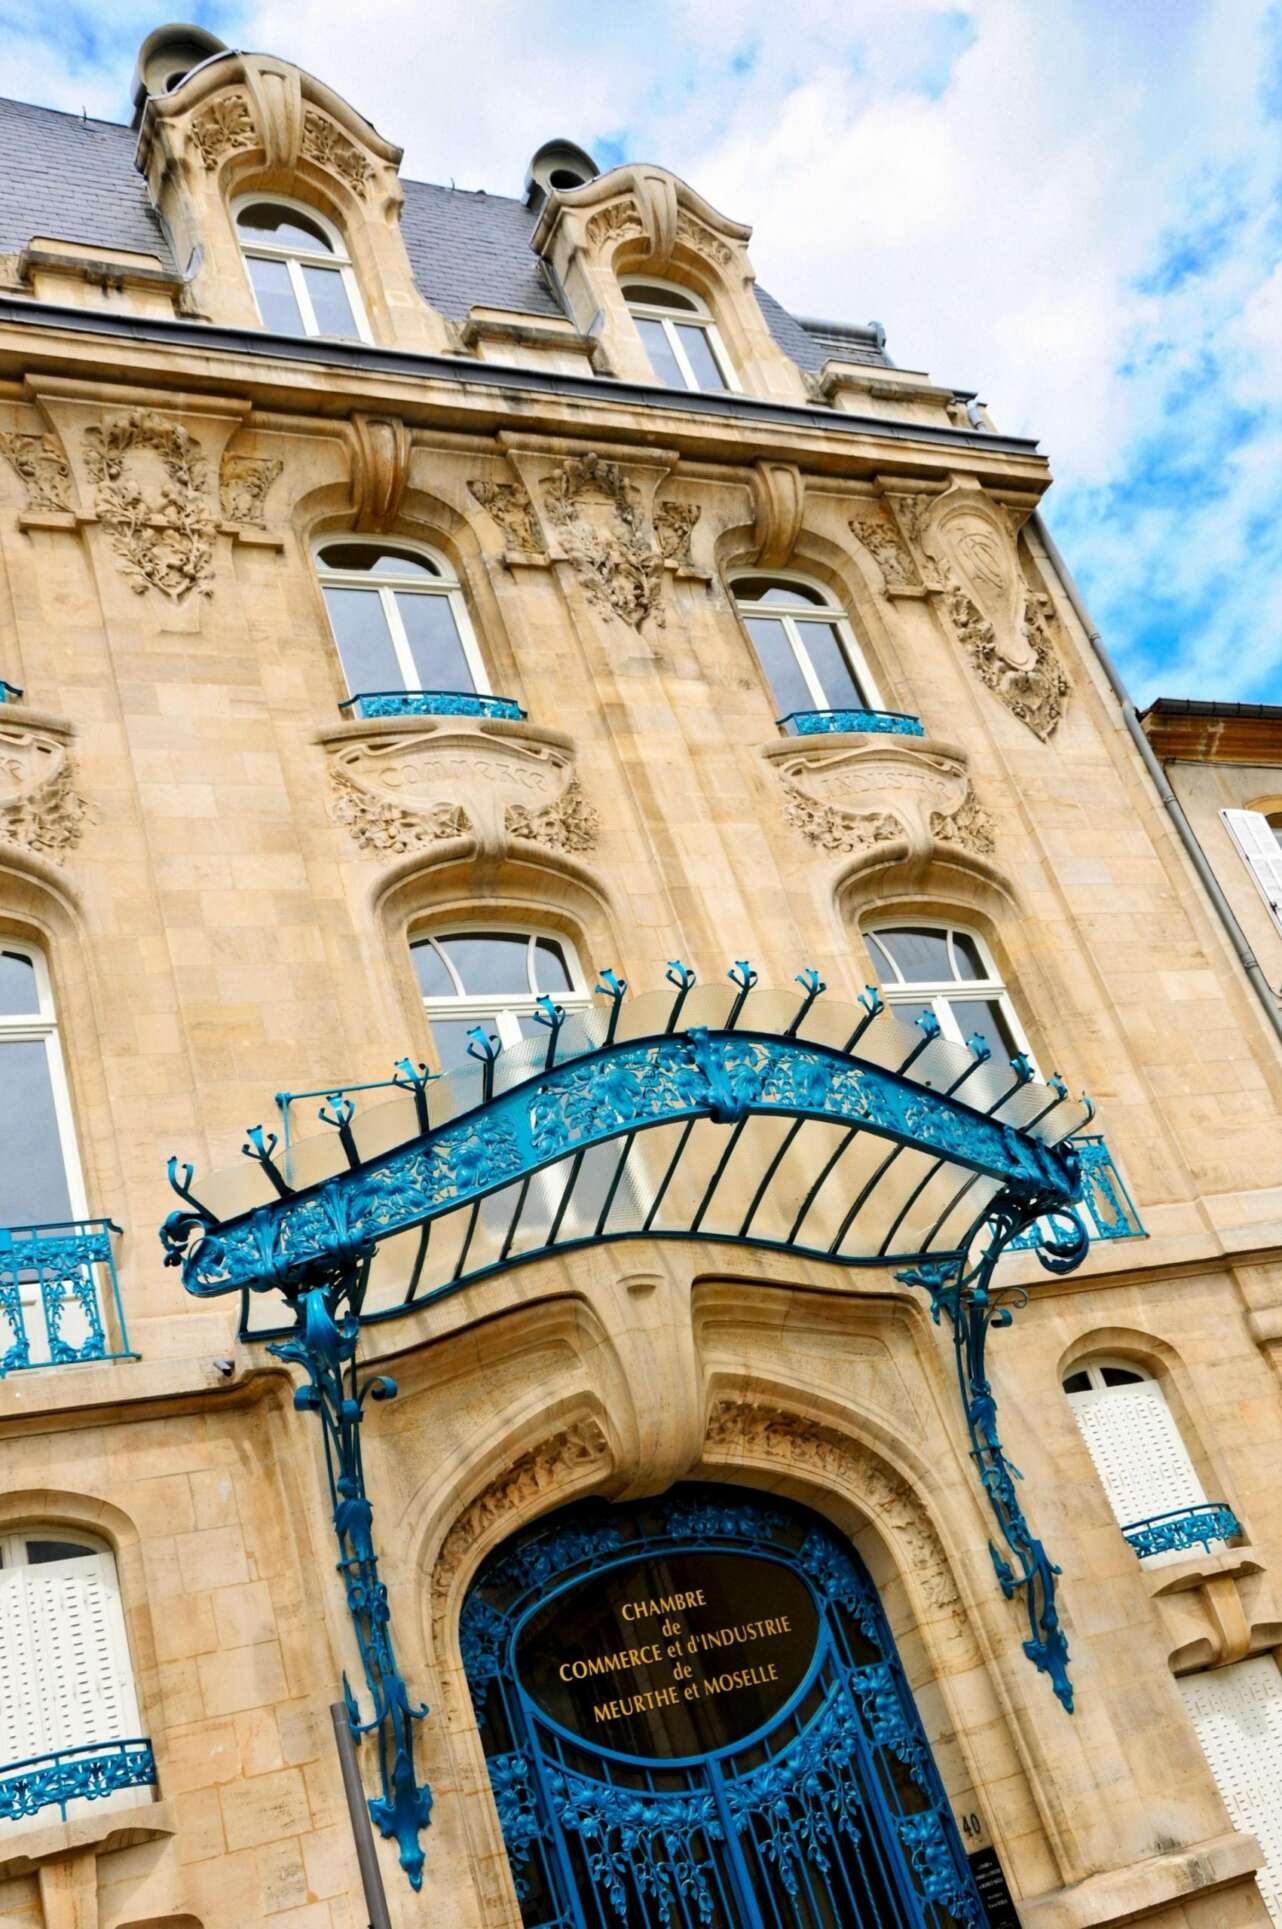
[234,199,369,343]
[623,280,738,393]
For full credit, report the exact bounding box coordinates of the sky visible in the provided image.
[3,0,1281,702]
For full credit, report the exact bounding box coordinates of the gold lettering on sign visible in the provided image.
[571,1589,800,1727]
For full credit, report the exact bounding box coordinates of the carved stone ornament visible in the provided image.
[675,211,733,267]
[0,725,88,863]
[654,500,700,568]
[0,431,74,512]
[83,410,216,601]
[326,722,591,858]
[189,92,256,169]
[848,511,920,591]
[704,1399,971,1641]
[301,109,374,192]
[584,201,643,250]
[219,452,283,526]
[541,453,664,632]
[468,478,547,555]
[765,734,993,863]
[430,1418,610,1617]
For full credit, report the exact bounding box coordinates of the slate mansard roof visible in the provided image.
[0,94,889,375]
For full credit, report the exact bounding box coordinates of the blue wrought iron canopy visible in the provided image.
[161,963,1091,1336]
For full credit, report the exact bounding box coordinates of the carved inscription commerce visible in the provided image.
[541,454,664,632]
[0,432,74,512]
[83,410,216,601]
[705,1400,971,1641]
[0,726,88,863]
[772,738,994,862]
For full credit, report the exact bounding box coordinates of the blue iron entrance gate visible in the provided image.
[460,1487,985,1927]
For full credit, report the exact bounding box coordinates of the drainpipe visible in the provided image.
[1032,511,1282,1048]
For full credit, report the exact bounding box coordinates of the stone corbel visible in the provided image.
[761,729,998,869]
[1148,1551,1282,1674]
[751,461,805,570]
[348,413,412,533]
[235,53,305,171]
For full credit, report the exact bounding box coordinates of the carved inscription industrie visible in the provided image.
[0,726,88,863]
[541,453,664,632]
[83,410,216,601]
[0,432,74,512]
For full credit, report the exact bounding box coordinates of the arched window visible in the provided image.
[731,575,880,723]
[410,927,591,1074]
[315,542,486,703]
[865,923,1029,1068]
[0,1527,151,1825]
[1062,1360,1224,1565]
[0,944,80,1229]
[234,199,368,342]
[623,279,738,392]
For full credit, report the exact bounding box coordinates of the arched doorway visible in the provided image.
[460,1485,984,1926]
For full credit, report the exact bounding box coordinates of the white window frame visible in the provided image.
[411,926,593,1066]
[1063,1358,1222,1567]
[864,922,1034,1065]
[314,540,489,699]
[731,572,882,715]
[1221,808,1282,940]
[234,194,372,344]
[623,277,741,393]
[0,941,86,1226]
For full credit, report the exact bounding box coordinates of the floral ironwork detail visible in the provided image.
[899,1808,984,1924]
[0,1219,127,1374]
[339,690,525,723]
[329,767,470,855]
[506,776,599,852]
[301,110,374,192]
[468,478,546,554]
[487,1753,543,1898]
[783,708,925,739]
[549,1769,722,1925]
[0,431,73,511]
[189,93,255,169]
[1008,1134,1144,1251]
[723,1688,865,1895]
[219,452,282,525]
[0,1739,156,1824]
[541,453,665,632]
[83,410,216,601]
[1121,1503,1240,1560]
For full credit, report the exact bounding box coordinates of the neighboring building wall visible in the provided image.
[1,27,1282,1929]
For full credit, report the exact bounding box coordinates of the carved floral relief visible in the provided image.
[0,726,88,863]
[219,452,283,526]
[654,500,700,569]
[0,432,74,512]
[189,92,256,169]
[467,478,547,555]
[506,777,599,853]
[767,736,994,862]
[301,110,374,192]
[83,410,216,601]
[541,453,665,632]
[848,511,919,591]
[584,202,643,250]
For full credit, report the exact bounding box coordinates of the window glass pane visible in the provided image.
[237,204,334,252]
[320,546,439,578]
[301,264,360,339]
[634,316,686,389]
[1062,1371,1091,1394]
[25,1539,95,1565]
[323,587,402,693]
[674,322,728,391]
[796,620,864,709]
[865,932,897,980]
[395,592,474,692]
[733,579,828,607]
[744,615,812,717]
[948,996,1020,1064]
[0,1040,73,1226]
[439,934,532,997]
[950,932,986,980]
[428,1017,485,1075]
[874,928,953,983]
[890,1000,935,1032]
[0,951,40,1016]
[624,283,699,311]
[1101,1366,1145,1387]
[410,942,455,999]
[533,938,574,993]
[246,254,305,334]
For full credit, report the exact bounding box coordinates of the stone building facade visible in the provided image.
[1,23,1281,1929]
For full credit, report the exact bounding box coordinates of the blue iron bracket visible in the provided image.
[269,1284,432,1888]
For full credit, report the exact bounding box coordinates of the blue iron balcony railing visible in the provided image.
[1122,1503,1241,1561]
[0,679,22,703]
[1007,1136,1143,1254]
[338,690,526,722]
[778,708,926,738]
[0,1739,157,1826]
[0,1219,135,1376]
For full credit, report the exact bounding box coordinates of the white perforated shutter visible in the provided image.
[0,1566,44,1765]
[23,1553,139,1752]
[1180,1658,1282,1924]
[1069,1383,1208,1555]
[1222,810,1282,939]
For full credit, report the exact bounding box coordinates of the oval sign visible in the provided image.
[515,1550,820,1758]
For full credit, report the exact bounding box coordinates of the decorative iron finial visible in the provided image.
[319,1094,360,1168]
[533,993,566,1069]
[243,1125,292,1198]
[594,967,628,1044]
